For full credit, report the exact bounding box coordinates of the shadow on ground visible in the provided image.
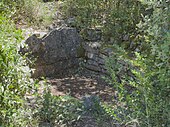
[49,76,115,103]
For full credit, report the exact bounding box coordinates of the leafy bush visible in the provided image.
[36,91,83,126]
[20,0,56,28]
[0,0,24,17]
[62,0,145,44]
[0,15,37,126]
[105,1,170,126]
[0,0,56,28]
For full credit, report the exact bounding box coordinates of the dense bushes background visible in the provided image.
[62,0,146,45]
[105,1,170,126]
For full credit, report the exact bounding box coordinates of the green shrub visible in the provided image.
[35,90,83,126]
[105,1,170,126]
[0,0,56,28]
[0,15,38,126]
[62,0,145,44]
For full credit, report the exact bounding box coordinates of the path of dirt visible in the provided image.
[18,1,118,126]
[48,76,115,104]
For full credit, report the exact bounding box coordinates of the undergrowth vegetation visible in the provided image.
[62,0,145,44]
[0,0,57,29]
[104,1,170,127]
[35,90,83,126]
[0,15,36,126]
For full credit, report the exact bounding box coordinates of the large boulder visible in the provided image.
[24,27,81,78]
[23,27,114,78]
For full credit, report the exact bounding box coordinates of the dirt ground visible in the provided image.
[46,76,118,127]
[48,76,115,104]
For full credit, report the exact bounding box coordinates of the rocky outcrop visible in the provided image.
[23,27,113,78]
[24,27,81,78]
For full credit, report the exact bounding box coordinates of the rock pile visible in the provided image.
[83,42,111,75]
[81,28,112,76]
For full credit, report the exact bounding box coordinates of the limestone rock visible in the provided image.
[24,27,81,78]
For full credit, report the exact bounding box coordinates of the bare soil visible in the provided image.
[48,76,115,103]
